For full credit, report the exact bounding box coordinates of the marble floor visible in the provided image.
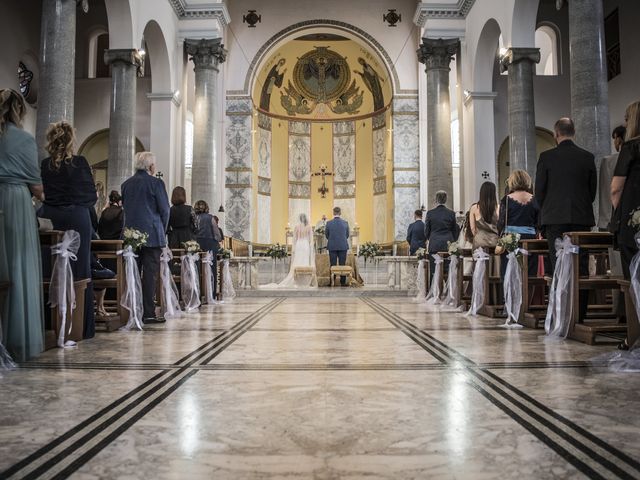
[1,296,640,479]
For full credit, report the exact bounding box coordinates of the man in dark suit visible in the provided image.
[424,191,460,277]
[122,152,171,323]
[325,206,350,286]
[535,118,596,321]
[406,209,427,255]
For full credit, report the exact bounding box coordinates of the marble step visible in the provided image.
[235,287,413,297]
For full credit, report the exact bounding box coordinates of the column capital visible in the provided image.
[104,49,144,68]
[499,47,540,73]
[185,38,227,71]
[417,38,460,72]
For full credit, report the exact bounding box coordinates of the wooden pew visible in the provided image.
[476,247,504,318]
[460,247,473,307]
[519,239,549,328]
[91,240,127,331]
[231,238,250,257]
[618,280,640,348]
[199,251,223,303]
[171,248,185,302]
[563,232,625,345]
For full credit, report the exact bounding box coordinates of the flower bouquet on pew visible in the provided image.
[415,247,428,261]
[219,248,232,259]
[122,227,148,252]
[447,241,461,257]
[181,240,201,312]
[495,232,521,256]
[266,243,288,261]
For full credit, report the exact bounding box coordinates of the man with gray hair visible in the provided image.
[121,151,171,323]
[424,190,459,277]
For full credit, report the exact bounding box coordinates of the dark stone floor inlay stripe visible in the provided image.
[362,298,640,480]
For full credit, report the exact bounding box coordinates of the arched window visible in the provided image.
[535,24,560,76]
[88,29,109,78]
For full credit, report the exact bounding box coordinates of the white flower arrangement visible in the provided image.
[497,232,521,253]
[266,243,288,260]
[314,225,326,236]
[122,227,148,252]
[219,248,232,259]
[628,207,640,230]
[358,241,381,263]
[447,241,461,256]
[182,240,201,254]
[415,247,428,260]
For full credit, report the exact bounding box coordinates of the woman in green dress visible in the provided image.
[0,89,44,362]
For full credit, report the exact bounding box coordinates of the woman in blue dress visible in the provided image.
[0,89,44,361]
[39,121,97,339]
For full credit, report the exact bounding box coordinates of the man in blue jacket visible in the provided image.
[325,206,350,286]
[121,151,170,323]
[406,209,427,255]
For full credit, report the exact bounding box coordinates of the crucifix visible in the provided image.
[312,164,334,198]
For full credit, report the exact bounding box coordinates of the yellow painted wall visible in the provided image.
[271,119,289,244]
[310,123,334,225]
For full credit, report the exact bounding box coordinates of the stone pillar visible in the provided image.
[35,0,77,157]
[417,38,459,208]
[185,38,227,208]
[104,49,143,193]
[500,48,540,179]
[568,0,610,210]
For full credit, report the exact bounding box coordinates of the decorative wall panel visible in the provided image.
[393,97,420,240]
[288,121,311,227]
[372,112,387,242]
[225,97,252,240]
[257,113,272,243]
[333,121,356,232]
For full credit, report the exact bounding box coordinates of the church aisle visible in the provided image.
[1,297,639,479]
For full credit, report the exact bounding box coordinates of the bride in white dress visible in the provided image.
[267,213,317,288]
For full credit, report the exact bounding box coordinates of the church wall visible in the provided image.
[605,0,640,131]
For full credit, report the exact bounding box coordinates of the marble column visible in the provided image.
[500,48,540,179]
[35,0,77,157]
[417,38,459,208]
[104,49,143,193]
[568,0,610,207]
[185,38,227,208]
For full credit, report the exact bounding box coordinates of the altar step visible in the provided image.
[235,287,412,298]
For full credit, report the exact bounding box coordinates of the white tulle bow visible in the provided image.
[202,252,216,304]
[443,254,460,307]
[501,249,528,328]
[221,259,236,302]
[425,254,444,305]
[181,253,201,312]
[466,248,490,316]
[117,246,144,331]
[50,230,81,348]
[160,248,181,317]
[545,237,579,338]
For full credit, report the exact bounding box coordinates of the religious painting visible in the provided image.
[259,58,286,112]
[355,57,385,112]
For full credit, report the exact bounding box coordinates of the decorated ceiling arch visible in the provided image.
[252,35,393,121]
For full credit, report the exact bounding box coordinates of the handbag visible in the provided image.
[494,196,508,255]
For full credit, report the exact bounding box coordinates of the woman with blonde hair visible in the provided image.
[39,121,97,339]
[611,100,640,349]
[0,89,44,361]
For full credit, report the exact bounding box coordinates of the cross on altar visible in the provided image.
[312,164,334,198]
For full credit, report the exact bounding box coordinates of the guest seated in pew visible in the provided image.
[168,186,197,249]
[535,117,597,322]
[121,152,170,324]
[0,88,44,361]
[611,100,640,349]
[39,121,97,339]
[98,190,124,240]
[497,170,539,277]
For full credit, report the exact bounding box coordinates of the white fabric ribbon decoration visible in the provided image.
[414,259,428,302]
[443,255,460,307]
[181,253,201,312]
[425,254,444,305]
[118,246,144,331]
[50,230,81,348]
[501,248,528,328]
[221,259,236,302]
[466,248,490,316]
[160,248,181,317]
[628,234,640,350]
[545,237,579,338]
[202,252,216,305]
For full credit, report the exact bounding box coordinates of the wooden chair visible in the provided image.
[563,232,625,345]
[519,239,550,328]
[91,240,127,331]
[294,266,315,286]
[330,265,353,286]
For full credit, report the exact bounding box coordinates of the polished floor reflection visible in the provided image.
[1,296,639,479]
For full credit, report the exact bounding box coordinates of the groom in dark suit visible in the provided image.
[325,206,350,286]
